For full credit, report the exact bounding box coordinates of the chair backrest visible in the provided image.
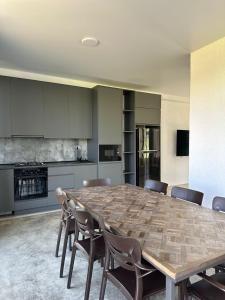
[144,179,168,195]
[56,187,70,217]
[212,196,225,212]
[171,186,203,206]
[67,202,95,238]
[103,229,142,272]
[83,178,111,187]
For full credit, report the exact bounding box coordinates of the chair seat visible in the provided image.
[108,267,165,298]
[189,272,225,300]
[76,236,105,260]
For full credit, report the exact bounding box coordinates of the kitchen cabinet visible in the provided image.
[43,83,69,138]
[135,107,161,125]
[74,164,97,188]
[68,86,92,138]
[0,77,11,137]
[135,92,161,109]
[135,91,161,125]
[11,78,44,136]
[98,162,123,185]
[0,169,14,214]
[96,86,123,144]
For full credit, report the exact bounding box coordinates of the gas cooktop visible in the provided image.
[14,162,46,167]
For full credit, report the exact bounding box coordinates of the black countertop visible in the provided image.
[0,161,97,170]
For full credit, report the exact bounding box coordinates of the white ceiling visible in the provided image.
[0,0,225,97]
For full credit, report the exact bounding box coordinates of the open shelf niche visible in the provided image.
[122,90,136,185]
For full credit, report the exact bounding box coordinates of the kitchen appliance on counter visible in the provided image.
[136,125,160,187]
[14,162,48,201]
[99,144,122,162]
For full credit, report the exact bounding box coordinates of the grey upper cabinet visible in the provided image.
[135,92,161,125]
[0,77,11,137]
[43,83,69,138]
[68,86,92,139]
[135,92,161,109]
[96,86,123,144]
[11,78,44,136]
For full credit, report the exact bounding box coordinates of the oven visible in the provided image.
[14,166,48,201]
[99,144,122,162]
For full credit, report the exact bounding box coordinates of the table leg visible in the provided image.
[166,276,176,300]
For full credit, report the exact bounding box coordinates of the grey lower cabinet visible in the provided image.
[11,78,44,136]
[43,83,69,138]
[68,86,92,139]
[74,164,98,188]
[98,162,123,185]
[0,77,11,137]
[0,169,14,214]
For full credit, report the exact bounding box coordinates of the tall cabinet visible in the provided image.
[89,86,123,185]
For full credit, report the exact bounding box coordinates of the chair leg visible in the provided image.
[69,234,72,251]
[84,257,94,300]
[99,270,107,300]
[60,228,69,278]
[55,221,63,257]
[110,257,114,269]
[67,245,77,289]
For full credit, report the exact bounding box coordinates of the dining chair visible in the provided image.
[82,178,111,187]
[67,204,105,300]
[55,187,76,278]
[212,196,225,212]
[171,186,204,206]
[187,272,225,299]
[212,196,225,273]
[99,223,165,300]
[144,179,168,195]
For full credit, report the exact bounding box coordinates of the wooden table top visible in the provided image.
[66,184,225,282]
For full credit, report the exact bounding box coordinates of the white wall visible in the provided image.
[161,97,189,186]
[189,37,225,208]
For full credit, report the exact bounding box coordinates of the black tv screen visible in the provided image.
[176,130,189,156]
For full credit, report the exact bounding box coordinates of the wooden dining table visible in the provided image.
[66,184,225,300]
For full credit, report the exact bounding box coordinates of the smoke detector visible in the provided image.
[81,37,100,47]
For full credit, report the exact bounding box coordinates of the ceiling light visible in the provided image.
[81,37,100,47]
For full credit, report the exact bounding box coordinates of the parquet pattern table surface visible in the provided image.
[66,184,225,282]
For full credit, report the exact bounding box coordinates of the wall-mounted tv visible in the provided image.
[176,130,189,156]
